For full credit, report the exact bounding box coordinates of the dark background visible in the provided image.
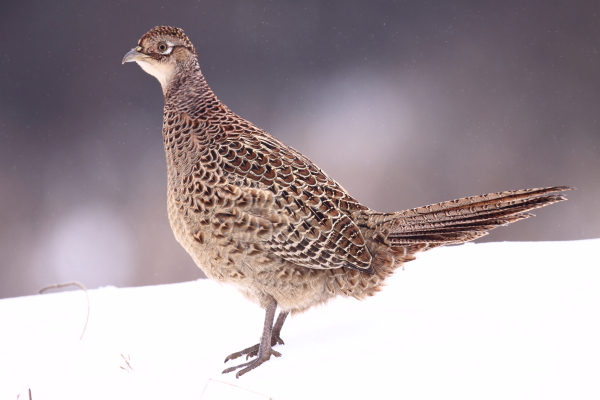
[1,0,598,299]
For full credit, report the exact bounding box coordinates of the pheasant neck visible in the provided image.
[164,61,223,119]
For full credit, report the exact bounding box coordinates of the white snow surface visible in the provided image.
[1,240,599,400]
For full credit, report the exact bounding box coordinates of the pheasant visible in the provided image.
[123,26,571,378]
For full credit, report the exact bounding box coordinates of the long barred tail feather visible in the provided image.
[372,186,572,245]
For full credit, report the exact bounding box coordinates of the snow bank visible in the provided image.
[1,240,598,399]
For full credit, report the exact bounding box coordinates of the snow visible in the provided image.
[1,240,599,400]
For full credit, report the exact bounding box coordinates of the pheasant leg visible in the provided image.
[222,300,284,378]
[224,310,289,362]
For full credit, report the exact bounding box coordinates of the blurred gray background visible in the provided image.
[1,0,598,299]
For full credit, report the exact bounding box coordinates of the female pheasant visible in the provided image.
[123,26,570,377]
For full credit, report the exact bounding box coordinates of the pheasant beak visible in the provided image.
[122,47,147,64]
[123,45,174,93]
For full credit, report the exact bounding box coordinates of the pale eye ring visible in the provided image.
[157,42,171,54]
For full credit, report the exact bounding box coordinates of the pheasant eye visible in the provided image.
[157,42,169,53]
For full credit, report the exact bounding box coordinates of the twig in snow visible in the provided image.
[120,354,133,372]
[15,388,32,400]
[38,281,90,340]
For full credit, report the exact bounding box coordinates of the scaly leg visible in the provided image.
[224,310,289,362]
[222,300,285,378]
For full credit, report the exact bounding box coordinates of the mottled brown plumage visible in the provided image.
[123,26,571,377]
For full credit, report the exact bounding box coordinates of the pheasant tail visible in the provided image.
[370,186,572,246]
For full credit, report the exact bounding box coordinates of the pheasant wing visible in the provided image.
[217,130,374,273]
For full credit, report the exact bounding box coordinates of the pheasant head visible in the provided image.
[122,26,197,94]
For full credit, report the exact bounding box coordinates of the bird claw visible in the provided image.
[244,338,284,360]
[224,344,259,363]
[223,335,285,362]
[222,349,282,378]
[222,306,288,377]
